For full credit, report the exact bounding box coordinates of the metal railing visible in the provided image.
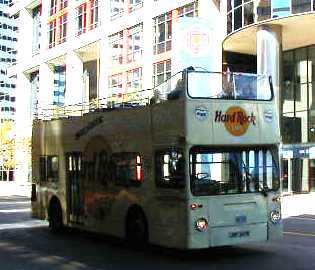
[32,70,272,120]
[33,71,185,120]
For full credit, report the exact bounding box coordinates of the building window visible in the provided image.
[54,66,66,106]
[59,14,67,44]
[292,0,311,14]
[153,12,172,55]
[177,1,198,17]
[50,0,57,16]
[153,2,198,55]
[32,5,41,55]
[128,0,143,13]
[233,4,242,30]
[153,59,171,87]
[281,47,315,144]
[244,1,254,26]
[76,4,86,36]
[126,68,142,102]
[60,0,68,10]
[110,0,124,20]
[109,31,123,67]
[272,0,290,18]
[90,0,99,29]
[30,71,39,118]
[227,0,273,34]
[108,73,123,100]
[48,20,56,48]
[127,24,143,63]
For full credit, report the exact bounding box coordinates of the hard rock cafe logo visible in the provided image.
[214,106,256,136]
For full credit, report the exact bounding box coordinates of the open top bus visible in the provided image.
[31,68,282,249]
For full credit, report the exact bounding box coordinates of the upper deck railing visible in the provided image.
[33,69,273,120]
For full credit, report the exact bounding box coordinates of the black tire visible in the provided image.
[126,209,148,249]
[49,201,63,233]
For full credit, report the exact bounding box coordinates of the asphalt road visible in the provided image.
[0,196,314,270]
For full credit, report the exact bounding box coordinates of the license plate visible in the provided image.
[229,231,250,238]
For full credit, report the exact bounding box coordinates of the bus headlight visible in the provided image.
[195,218,208,231]
[270,210,281,224]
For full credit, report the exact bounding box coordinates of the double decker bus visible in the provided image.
[31,68,282,249]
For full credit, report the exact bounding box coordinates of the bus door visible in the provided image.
[66,153,83,224]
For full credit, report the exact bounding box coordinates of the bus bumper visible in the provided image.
[187,222,268,249]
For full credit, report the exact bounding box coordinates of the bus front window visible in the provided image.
[190,147,280,196]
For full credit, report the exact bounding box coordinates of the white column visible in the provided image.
[66,0,77,45]
[39,0,50,53]
[98,0,111,106]
[65,51,84,106]
[257,25,282,107]
[142,0,154,97]
[14,72,32,183]
[16,8,33,61]
[39,63,55,119]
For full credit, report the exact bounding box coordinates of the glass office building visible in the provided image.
[224,0,315,193]
[0,0,18,181]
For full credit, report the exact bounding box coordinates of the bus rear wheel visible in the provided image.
[126,209,148,249]
[49,200,63,233]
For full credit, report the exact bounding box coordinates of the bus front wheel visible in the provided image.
[125,208,148,248]
[49,199,63,233]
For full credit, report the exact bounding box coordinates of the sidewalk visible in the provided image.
[281,193,315,218]
[0,181,31,197]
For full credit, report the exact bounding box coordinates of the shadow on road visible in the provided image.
[0,196,281,270]
[0,224,277,270]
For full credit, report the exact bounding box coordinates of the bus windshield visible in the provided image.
[187,71,273,100]
[190,147,280,196]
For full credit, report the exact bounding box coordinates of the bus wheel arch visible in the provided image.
[125,205,149,248]
[48,196,63,233]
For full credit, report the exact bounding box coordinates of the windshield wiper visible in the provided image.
[259,183,269,197]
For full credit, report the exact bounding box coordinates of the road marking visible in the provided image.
[0,201,30,205]
[0,208,31,213]
[288,217,315,222]
[284,231,315,237]
[0,220,47,230]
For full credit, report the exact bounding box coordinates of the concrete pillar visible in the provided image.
[39,63,55,119]
[142,0,154,99]
[98,0,111,106]
[16,9,33,60]
[40,0,50,52]
[65,52,84,109]
[66,0,78,45]
[257,24,282,108]
[14,72,32,183]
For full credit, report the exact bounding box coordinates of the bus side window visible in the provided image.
[155,149,185,188]
[39,155,59,182]
[47,156,59,182]
[113,153,144,187]
[39,156,47,182]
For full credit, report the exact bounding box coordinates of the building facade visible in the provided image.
[8,0,222,183]
[0,0,18,181]
[9,0,315,195]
